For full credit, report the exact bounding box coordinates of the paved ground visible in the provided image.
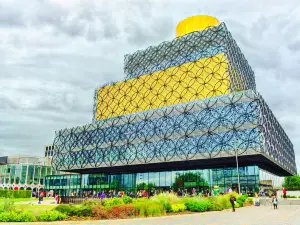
[17,199,57,205]
[10,204,300,225]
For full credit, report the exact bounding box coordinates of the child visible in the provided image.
[272,196,278,209]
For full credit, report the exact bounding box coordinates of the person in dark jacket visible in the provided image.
[38,192,44,204]
[230,195,237,212]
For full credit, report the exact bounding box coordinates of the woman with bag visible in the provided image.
[230,195,237,212]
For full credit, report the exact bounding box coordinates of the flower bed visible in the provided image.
[0,192,251,222]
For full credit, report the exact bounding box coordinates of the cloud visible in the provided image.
[0,0,300,173]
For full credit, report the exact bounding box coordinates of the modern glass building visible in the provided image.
[0,156,57,192]
[46,15,297,197]
[46,166,284,197]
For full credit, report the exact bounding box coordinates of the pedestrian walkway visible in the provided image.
[9,205,300,225]
[16,199,56,205]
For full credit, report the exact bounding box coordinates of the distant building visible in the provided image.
[0,155,58,192]
[44,144,54,158]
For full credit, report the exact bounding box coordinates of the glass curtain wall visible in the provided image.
[0,165,55,187]
[45,166,261,197]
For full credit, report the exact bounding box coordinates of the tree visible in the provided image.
[283,175,300,190]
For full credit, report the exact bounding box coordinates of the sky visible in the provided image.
[0,0,299,173]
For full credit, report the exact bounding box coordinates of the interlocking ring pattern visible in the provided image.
[52,90,296,174]
[51,22,296,175]
[258,97,296,174]
[93,23,256,121]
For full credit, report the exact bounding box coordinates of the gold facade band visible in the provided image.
[95,53,230,120]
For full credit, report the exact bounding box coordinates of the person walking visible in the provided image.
[254,192,260,206]
[100,191,105,200]
[272,195,278,209]
[230,194,237,212]
[38,192,43,204]
[55,194,59,204]
[283,188,287,200]
[129,191,134,198]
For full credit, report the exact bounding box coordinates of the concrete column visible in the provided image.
[32,164,36,185]
[25,165,29,186]
[13,165,16,185]
[5,165,8,185]
[20,165,23,185]
[38,166,42,186]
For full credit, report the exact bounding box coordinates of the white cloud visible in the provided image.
[0,0,299,173]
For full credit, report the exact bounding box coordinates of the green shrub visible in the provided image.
[0,190,31,198]
[123,196,133,204]
[237,199,243,207]
[103,197,124,208]
[170,204,186,213]
[150,193,178,212]
[0,198,15,213]
[164,202,172,212]
[207,197,226,211]
[0,212,12,222]
[78,206,92,217]
[245,197,253,204]
[0,211,36,222]
[185,198,209,212]
[133,201,146,217]
[281,195,298,198]
[54,204,92,217]
[69,205,92,217]
[236,194,248,207]
[146,204,162,217]
[38,211,67,221]
[133,199,165,217]
[215,195,231,210]
[54,204,72,215]
[16,211,36,222]
[83,199,99,206]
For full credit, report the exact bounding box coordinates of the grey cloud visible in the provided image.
[0,4,24,27]
[288,40,300,52]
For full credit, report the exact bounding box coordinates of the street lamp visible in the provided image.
[235,150,241,195]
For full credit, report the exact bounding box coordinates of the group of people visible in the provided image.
[95,189,171,199]
[253,188,288,210]
[36,191,60,205]
[77,186,238,200]
[271,188,288,209]
[97,190,124,199]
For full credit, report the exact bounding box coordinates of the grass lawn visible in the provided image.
[15,204,57,216]
[0,197,53,203]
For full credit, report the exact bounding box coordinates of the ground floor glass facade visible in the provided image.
[45,166,262,197]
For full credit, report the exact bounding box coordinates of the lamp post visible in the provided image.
[235,150,241,194]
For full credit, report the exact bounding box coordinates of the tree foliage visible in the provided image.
[283,175,300,190]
